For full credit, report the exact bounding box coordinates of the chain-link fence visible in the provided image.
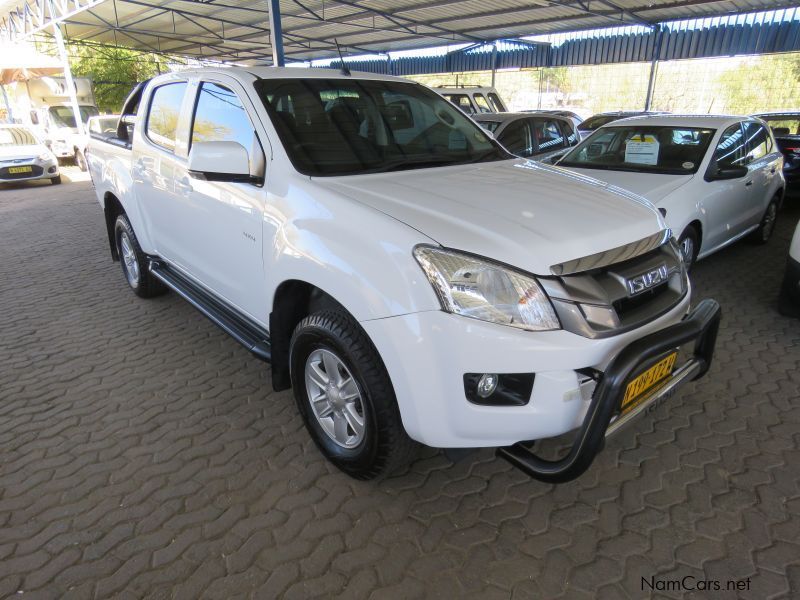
[408,52,800,120]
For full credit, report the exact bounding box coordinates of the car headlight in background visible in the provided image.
[414,246,560,331]
[38,151,54,161]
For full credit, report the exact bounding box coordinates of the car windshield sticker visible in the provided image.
[682,161,694,169]
[625,134,660,166]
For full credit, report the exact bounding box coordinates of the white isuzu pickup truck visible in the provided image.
[88,67,721,482]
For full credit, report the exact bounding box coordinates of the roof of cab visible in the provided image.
[600,114,754,129]
[154,65,411,84]
[474,112,570,123]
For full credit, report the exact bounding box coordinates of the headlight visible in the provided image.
[38,151,53,161]
[413,246,560,331]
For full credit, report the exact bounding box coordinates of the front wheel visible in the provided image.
[289,309,416,480]
[677,225,699,271]
[750,199,779,245]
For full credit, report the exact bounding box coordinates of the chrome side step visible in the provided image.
[148,260,271,362]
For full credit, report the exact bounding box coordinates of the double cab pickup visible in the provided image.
[88,67,721,482]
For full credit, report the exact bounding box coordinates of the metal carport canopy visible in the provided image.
[0,0,795,65]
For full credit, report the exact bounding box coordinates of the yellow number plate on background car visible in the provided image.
[621,352,678,412]
[8,166,32,174]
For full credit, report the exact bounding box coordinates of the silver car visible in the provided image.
[474,112,580,163]
[0,124,60,185]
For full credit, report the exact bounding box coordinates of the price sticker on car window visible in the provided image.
[625,134,660,166]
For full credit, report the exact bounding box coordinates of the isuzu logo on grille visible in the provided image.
[626,264,668,296]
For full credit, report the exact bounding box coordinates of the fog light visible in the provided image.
[48,166,57,174]
[476,373,499,398]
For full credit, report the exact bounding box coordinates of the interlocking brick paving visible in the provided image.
[1,169,798,598]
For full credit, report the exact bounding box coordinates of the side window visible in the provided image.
[446,94,475,114]
[742,122,770,163]
[191,82,254,150]
[473,94,492,114]
[498,119,532,157]
[532,118,567,153]
[146,82,188,151]
[487,93,506,112]
[713,124,746,169]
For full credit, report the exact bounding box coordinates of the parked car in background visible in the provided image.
[557,115,785,269]
[521,109,585,136]
[474,112,579,162]
[74,115,120,171]
[87,67,720,483]
[435,85,507,114]
[753,112,800,188]
[577,110,668,139]
[0,124,60,185]
[779,218,800,317]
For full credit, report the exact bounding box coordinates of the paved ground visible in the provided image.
[1,168,798,599]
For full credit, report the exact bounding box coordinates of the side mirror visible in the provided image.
[705,164,748,182]
[188,141,258,183]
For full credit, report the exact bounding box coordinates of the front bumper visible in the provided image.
[498,298,720,482]
[779,256,800,317]
[0,160,59,183]
[362,289,694,448]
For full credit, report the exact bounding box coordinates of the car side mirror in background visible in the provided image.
[705,164,748,182]
[188,141,259,184]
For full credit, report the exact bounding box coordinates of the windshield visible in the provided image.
[578,114,627,131]
[559,125,715,174]
[254,78,510,176]
[48,105,100,128]
[0,127,38,146]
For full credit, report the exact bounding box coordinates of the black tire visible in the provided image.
[75,149,88,172]
[113,214,166,298]
[677,225,700,271]
[50,175,61,185]
[289,309,416,480]
[750,198,779,245]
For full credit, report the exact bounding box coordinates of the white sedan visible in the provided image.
[556,115,786,268]
[0,124,60,185]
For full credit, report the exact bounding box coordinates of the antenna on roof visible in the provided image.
[334,39,351,76]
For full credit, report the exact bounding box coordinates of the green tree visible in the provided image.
[67,45,171,113]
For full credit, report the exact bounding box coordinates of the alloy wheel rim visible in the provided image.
[304,348,365,449]
[120,232,139,286]
[762,204,777,241]
[680,237,694,267]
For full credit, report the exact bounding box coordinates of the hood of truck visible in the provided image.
[318,158,666,276]
[558,166,694,205]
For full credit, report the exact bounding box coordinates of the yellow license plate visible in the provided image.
[622,352,678,411]
[8,166,33,174]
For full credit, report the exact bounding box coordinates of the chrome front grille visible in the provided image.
[540,237,688,338]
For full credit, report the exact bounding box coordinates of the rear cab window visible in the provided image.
[445,94,476,114]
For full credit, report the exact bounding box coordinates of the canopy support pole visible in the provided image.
[52,23,85,136]
[1,84,13,123]
[269,0,284,67]
[644,25,662,111]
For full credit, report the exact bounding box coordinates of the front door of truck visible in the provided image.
[175,78,267,323]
